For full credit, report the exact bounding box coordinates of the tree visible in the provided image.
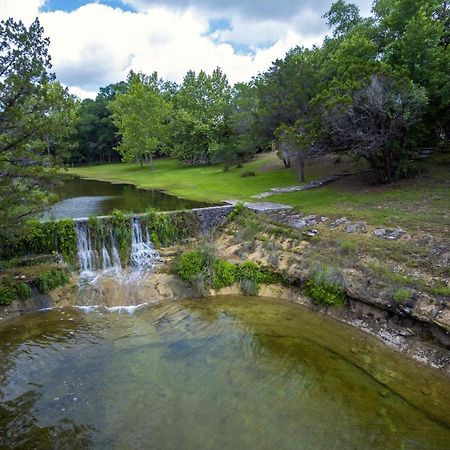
[109,72,172,168]
[0,18,76,235]
[171,68,231,164]
[323,0,362,38]
[326,74,427,183]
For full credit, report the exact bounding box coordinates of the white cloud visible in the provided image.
[0,0,45,23]
[37,3,323,97]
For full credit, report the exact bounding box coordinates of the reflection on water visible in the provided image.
[0,296,449,449]
[43,178,215,219]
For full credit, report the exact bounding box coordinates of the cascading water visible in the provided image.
[75,217,159,283]
[75,221,97,275]
[130,218,159,272]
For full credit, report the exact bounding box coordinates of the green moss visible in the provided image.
[305,267,346,306]
[15,282,32,300]
[393,288,412,302]
[213,259,236,289]
[37,268,69,293]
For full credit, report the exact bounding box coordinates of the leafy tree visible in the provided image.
[0,18,76,235]
[323,0,362,38]
[171,68,231,164]
[109,72,172,168]
[326,74,427,182]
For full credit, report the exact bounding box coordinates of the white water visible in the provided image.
[130,218,159,272]
[75,217,159,284]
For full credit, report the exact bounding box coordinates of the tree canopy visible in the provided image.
[0,18,76,234]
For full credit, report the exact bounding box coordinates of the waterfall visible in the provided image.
[75,217,159,281]
[130,218,159,271]
[75,221,96,275]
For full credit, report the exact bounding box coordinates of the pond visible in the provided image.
[1,296,449,449]
[43,178,215,220]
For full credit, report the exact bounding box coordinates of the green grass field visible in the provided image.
[69,153,450,234]
[69,154,297,202]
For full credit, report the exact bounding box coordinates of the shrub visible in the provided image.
[16,282,32,300]
[305,267,346,306]
[213,259,236,289]
[37,268,69,293]
[240,171,256,178]
[0,285,16,305]
[227,202,246,222]
[236,262,280,296]
[240,278,259,296]
[393,288,412,302]
[177,251,203,283]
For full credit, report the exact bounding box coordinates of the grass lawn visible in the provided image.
[69,153,299,202]
[69,153,450,235]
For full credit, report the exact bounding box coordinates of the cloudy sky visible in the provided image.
[1,0,372,98]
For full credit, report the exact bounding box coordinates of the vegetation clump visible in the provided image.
[15,282,32,300]
[37,268,69,293]
[393,288,412,303]
[305,266,346,306]
[0,278,32,305]
[0,284,16,306]
[177,244,281,296]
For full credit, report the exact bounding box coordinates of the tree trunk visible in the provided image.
[139,158,143,169]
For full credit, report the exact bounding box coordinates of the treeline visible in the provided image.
[67,0,449,183]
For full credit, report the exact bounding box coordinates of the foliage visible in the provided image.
[431,283,450,297]
[393,287,413,302]
[36,268,69,293]
[0,18,76,236]
[213,259,236,289]
[16,282,32,300]
[177,244,279,295]
[305,266,346,306]
[142,209,200,248]
[326,74,428,182]
[109,72,172,167]
[0,284,16,305]
[177,251,203,283]
[71,83,127,164]
[227,203,246,222]
[171,68,232,165]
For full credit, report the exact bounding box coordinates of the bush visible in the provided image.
[213,259,236,289]
[16,282,32,300]
[236,262,280,296]
[305,267,346,306]
[0,285,16,305]
[393,288,412,302]
[177,251,203,283]
[240,171,256,178]
[37,268,69,293]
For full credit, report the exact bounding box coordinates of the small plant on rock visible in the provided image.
[393,288,412,302]
[305,266,346,306]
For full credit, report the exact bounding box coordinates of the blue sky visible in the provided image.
[0,0,372,98]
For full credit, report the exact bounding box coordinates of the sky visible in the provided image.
[0,0,372,98]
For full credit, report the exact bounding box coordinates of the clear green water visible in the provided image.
[43,178,214,219]
[1,296,449,449]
